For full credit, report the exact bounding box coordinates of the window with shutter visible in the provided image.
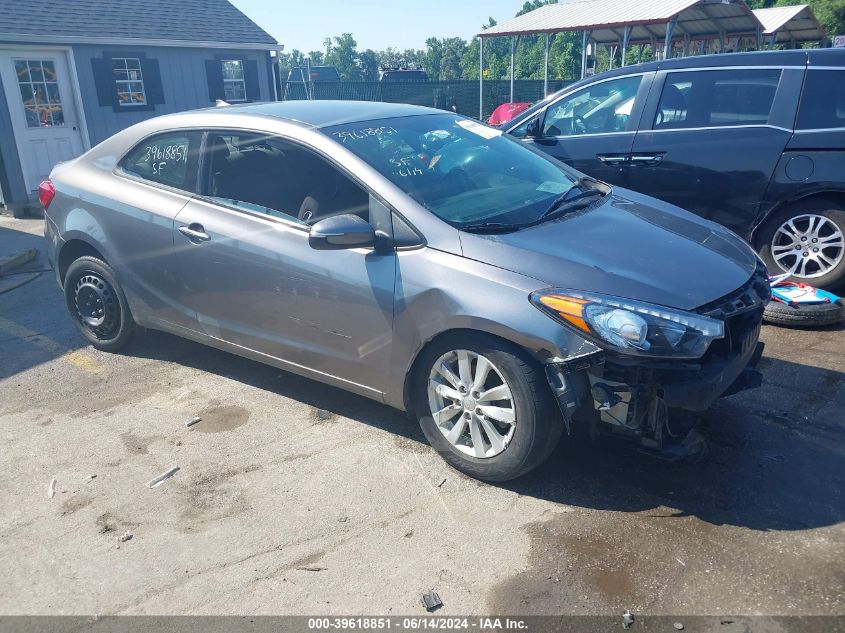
[207,55,262,103]
[90,51,164,112]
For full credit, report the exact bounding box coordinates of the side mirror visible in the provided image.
[308,214,375,250]
[526,116,542,139]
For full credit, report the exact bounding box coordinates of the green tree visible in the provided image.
[358,49,380,81]
[324,33,361,79]
[424,37,444,78]
[378,47,403,69]
[440,38,467,79]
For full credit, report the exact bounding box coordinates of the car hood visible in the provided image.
[458,187,758,311]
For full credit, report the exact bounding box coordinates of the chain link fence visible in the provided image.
[282,80,576,120]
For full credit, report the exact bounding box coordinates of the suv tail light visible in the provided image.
[38,179,56,209]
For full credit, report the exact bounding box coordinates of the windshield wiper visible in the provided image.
[538,186,606,223]
[460,222,524,234]
[460,179,609,235]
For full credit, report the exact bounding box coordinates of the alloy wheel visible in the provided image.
[770,213,844,279]
[427,349,516,458]
[74,273,120,340]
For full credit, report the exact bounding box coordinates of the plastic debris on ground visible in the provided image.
[186,416,202,427]
[47,479,56,499]
[115,531,133,549]
[622,610,635,629]
[769,274,839,306]
[147,466,180,488]
[421,591,443,612]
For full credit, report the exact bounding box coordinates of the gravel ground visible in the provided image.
[1,216,843,619]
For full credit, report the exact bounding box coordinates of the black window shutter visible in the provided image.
[140,58,164,105]
[244,60,260,102]
[91,58,116,107]
[205,60,225,102]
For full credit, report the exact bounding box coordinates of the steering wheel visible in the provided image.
[573,114,588,134]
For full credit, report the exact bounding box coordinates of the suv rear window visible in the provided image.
[797,70,845,130]
[654,68,782,130]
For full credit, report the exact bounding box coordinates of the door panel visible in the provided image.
[0,51,85,192]
[172,199,396,394]
[628,68,793,238]
[527,133,635,186]
[521,73,654,186]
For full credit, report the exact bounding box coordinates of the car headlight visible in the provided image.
[530,289,724,359]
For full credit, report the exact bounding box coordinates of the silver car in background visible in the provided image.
[41,101,769,481]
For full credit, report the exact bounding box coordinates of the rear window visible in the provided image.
[797,70,845,130]
[654,68,782,130]
[120,132,200,191]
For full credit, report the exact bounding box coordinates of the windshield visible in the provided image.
[323,114,588,229]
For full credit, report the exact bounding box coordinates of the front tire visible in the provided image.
[757,201,845,289]
[413,333,563,482]
[64,255,135,352]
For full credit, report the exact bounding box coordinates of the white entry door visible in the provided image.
[0,50,86,193]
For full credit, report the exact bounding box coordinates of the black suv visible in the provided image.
[507,49,845,288]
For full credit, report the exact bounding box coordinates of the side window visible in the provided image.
[797,70,845,130]
[120,132,199,191]
[654,69,781,130]
[542,75,642,137]
[202,132,369,225]
[509,114,536,139]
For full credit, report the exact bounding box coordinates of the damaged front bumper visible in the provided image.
[544,284,767,457]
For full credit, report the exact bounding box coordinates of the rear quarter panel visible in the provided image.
[47,125,195,327]
[757,136,845,234]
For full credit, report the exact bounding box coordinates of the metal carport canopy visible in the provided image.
[477,0,763,45]
[753,5,825,44]
[474,0,765,119]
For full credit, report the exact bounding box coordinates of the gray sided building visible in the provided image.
[0,0,278,215]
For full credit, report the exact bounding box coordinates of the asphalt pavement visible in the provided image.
[1,216,843,621]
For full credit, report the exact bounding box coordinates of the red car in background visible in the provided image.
[487,102,532,126]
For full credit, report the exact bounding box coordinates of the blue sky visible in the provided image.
[230,0,527,53]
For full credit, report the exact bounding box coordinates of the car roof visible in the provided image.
[199,100,442,128]
[591,47,844,80]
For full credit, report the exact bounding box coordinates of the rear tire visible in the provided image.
[412,333,564,482]
[64,255,135,352]
[756,201,845,289]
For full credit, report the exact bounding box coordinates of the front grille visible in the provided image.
[696,263,770,321]
[696,263,768,360]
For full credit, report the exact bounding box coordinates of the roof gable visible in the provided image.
[0,0,277,46]
[753,5,825,41]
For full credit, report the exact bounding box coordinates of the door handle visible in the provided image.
[629,153,665,167]
[178,224,210,242]
[597,154,630,166]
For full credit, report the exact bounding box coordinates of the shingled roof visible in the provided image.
[0,0,277,46]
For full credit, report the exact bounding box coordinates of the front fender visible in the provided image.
[384,247,599,410]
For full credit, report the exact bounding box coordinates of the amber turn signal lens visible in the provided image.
[538,295,591,333]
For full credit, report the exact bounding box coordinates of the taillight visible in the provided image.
[38,179,55,209]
